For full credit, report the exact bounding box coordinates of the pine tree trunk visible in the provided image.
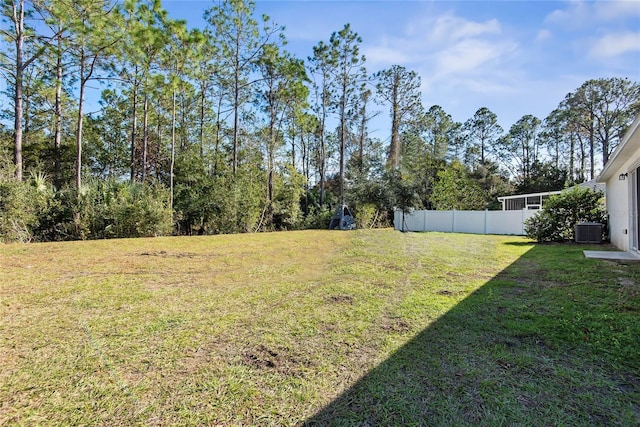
[359,97,366,174]
[232,30,240,176]
[170,90,176,210]
[388,83,400,168]
[142,94,148,182]
[54,32,63,190]
[267,89,276,228]
[200,82,206,159]
[13,0,25,181]
[319,103,326,208]
[76,54,86,193]
[569,133,575,182]
[130,73,138,182]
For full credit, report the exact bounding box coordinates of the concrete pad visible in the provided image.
[584,250,640,262]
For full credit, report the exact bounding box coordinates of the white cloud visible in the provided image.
[364,12,516,73]
[594,0,640,21]
[428,15,501,43]
[545,0,640,27]
[589,31,640,58]
[434,39,518,76]
[360,9,524,119]
[536,29,552,42]
[545,1,590,26]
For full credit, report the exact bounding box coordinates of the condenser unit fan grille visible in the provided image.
[575,222,603,243]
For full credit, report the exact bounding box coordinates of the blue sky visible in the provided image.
[164,0,640,137]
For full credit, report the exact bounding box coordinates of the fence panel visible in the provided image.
[394,209,539,235]
[455,211,487,234]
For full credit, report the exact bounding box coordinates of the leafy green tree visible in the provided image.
[463,107,503,167]
[516,160,567,194]
[545,98,590,183]
[424,105,456,161]
[134,1,169,182]
[430,161,486,210]
[66,0,121,192]
[308,40,333,207]
[346,136,392,227]
[396,127,443,210]
[445,121,467,164]
[386,167,421,232]
[498,114,542,188]
[374,64,422,168]
[562,77,640,178]
[271,164,306,230]
[173,147,218,234]
[205,0,278,176]
[0,0,58,180]
[255,37,307,229]
[289,111,317,216]
[10,55,52,174]
[351,85,375,176]
[470,160,513,210]
[328,23,366,205]
[86,89,130,178]
[160,22,203,209]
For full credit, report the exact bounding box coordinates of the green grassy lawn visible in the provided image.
[1,230,638,426]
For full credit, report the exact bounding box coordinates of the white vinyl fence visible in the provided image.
[393,209,539,235]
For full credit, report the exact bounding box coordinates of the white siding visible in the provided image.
[598,114,640,252]
[606,164,635,251]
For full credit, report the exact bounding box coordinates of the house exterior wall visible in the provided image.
[598,114,640,252]
[606,168,632,251]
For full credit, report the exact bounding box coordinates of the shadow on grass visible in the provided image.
[304,244,640,426]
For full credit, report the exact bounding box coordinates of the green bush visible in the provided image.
[75,179,173,239]
[303,206,333,229]
[524,186,606,242]
[0,171,56,243]
[272,165,306,231]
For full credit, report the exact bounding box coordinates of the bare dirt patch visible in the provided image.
[241,345,314,376]
[139,251,197,258]
[325,295,355,305]
[380,318,412,333]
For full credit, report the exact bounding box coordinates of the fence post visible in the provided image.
[484,209,488,234]
[452,209,456,233]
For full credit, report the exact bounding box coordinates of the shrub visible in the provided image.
[0,171,56,243]
[75,179,173,239]
[524,186,606,242]
[303,206,333,229]
[272,165,306,231]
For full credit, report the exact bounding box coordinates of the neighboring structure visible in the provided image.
[497,181,605,212]
[497,191,562,211]
[578,179,606,193]
[597,114,640,252]
[328,204,356,230]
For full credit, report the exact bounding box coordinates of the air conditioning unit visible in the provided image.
[575,222,603,243]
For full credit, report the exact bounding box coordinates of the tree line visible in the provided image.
[1,0,639,241]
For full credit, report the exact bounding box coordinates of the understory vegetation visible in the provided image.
[1,230,638,425]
